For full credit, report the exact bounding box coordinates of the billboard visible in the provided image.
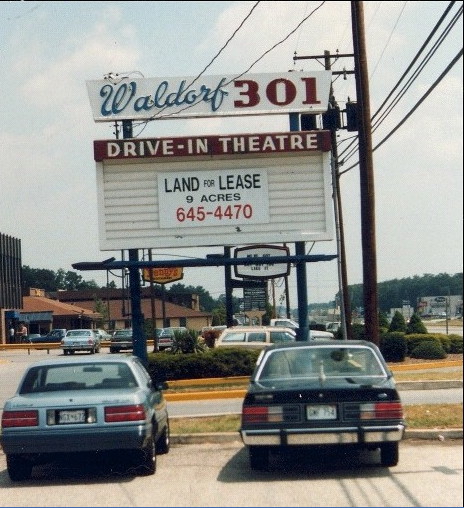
[94,131,333,251]
[86,71,332,122]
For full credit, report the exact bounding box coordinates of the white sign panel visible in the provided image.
[94,132,333,250]
[86,71,332,121]
[157,169,269,228]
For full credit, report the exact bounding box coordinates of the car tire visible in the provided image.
[109,348,117,354]
[249,446,269,470]
[156,422,170,455]
[136,437,156,476]
[6,455,33,481]
[380,442,399,467]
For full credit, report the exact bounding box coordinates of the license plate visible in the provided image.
[58,409,86,424]
[306,404,337,420]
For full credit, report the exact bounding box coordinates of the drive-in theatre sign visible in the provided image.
[87,72,334,250]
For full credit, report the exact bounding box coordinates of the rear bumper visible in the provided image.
[241,424,405,446]
[1,424,151,455]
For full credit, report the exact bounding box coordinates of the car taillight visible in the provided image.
[2,410,38,428]
[105,404,145,422]
[359,402,403,420]
[242,406,284,423]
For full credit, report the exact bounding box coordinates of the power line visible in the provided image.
[137,1,326,124]
[338,3,462,173]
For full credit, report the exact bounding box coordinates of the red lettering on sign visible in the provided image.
[234,80,260,108]
[266,79,296,106]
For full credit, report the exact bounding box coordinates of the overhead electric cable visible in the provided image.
[372,1,458,122]
[338,2,462,169]
[369,2,407,79]
[373,48,463,151]
[140,0,326,124]
[372,3,462,131]
[339,48,463,175]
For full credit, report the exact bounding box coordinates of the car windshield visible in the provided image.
[19,362,137,394]
[114,330,132,337]
[67,330,92,337]
[256,345,388,382]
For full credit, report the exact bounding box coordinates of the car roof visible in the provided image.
[222,326,295,332]
[20,354,137,369]
[262,339,380,351]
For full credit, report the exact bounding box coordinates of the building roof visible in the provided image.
[75,298,210,321]
[21,296,101,319]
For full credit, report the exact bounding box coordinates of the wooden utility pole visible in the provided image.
[351,1,379,344]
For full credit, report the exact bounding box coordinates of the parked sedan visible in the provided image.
[240,340,405,471]
[110,328,133,353]
[61,329,101,355]
[28,329,67,344]
[0,355,170,480]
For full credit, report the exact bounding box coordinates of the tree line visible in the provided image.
[22,265,462,316]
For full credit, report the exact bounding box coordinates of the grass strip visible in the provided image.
[169,403,463,434]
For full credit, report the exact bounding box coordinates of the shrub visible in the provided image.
[380,332,407,362]
[349,323,367,341]
[406,334,443,355]
[389,311,406,333]
[410,340,446,360]
[147,347,260,381]
[406,313,427,334]
[449,335,463,354]
[170,329,206,354]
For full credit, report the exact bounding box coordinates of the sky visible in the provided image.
[1,1,462,308]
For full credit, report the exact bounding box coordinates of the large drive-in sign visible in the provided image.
[86,71,332,121]
[93,131,333,251]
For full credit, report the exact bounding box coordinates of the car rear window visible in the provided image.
[270,331,296,343]
[221,332,246,342]
[257,346,387,381]
[20,362,137,394]
[247,332,266,342]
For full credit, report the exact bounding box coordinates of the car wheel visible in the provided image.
[380,442,399,467]
[249,446,269,470]
[63,350,68,355]
[69,350,75,355]
[6,455,33,481]
[156,421,170,455]
[136,437,156,476]
[109,347,116,353]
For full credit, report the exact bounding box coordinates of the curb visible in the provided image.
[165,379,463,401]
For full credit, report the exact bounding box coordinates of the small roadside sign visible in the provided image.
[234,244,290,279]
[142,267,183,284]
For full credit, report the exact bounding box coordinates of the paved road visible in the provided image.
[0,440,462,507]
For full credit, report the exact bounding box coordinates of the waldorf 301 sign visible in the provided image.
[93,131,333,251]
[86,71,332,121]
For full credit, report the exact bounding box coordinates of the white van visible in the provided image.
[216,326,296,349]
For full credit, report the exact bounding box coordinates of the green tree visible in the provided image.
[378,311,389,329]
[406,313,428,334]
[388,311,407,333]
[211,304,226,325]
